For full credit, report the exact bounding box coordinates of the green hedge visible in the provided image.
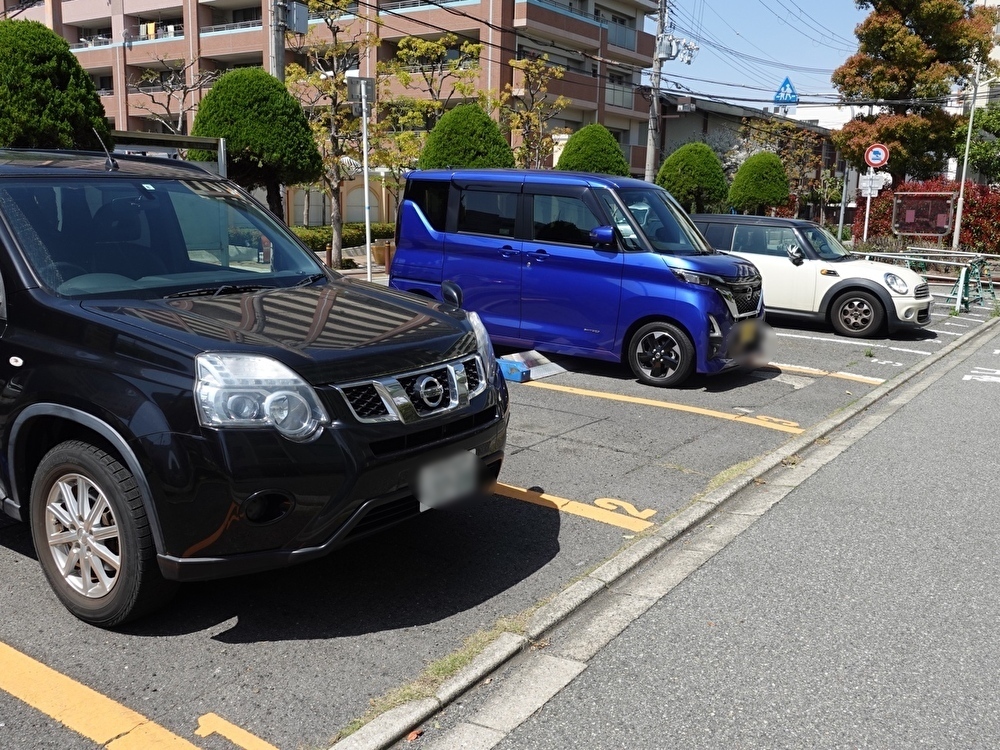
[289,223,395,253]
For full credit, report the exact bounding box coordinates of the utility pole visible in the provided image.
[270,0,286,82]
[643,0,696,183]
[643,0,667,183]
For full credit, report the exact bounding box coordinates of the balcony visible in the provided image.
[380,0,465,10]
[200,19,262,34]
[127,24,185,41]
[606,22,635,51]
[605,82,638,110]
[70,36,114,49]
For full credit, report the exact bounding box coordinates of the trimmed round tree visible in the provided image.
[419,104,514,169]
[555,124,630,176]
[0,20,110,150]
[656,142,727,213]
[728,152,790,215]
[191,68,322,219]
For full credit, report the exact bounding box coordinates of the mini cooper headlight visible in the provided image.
[884,273,908,295]
[195,353,330,442]
[468,311,497,379]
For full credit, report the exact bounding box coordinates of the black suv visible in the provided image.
[0,150,508,626]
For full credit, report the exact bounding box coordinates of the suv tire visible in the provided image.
[627,322,695,387]
[831,290,885,338]
[30,440,175,627]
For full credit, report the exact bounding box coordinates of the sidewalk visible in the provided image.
[404,320,1000,748]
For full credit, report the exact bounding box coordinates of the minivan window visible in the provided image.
[531,194,601,246]
[406,179,448,232]
[616,187,712,256]
[457,189,517,237]
[595,189,644,251]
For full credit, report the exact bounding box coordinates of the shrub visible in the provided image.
[290,223,395,253]
[656,142,727,213]
[555,124,630,176]
[419,104,514,169]
[728,152,789,214]
[0,20,110,149]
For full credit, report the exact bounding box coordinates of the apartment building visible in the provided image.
[11,0,655,179]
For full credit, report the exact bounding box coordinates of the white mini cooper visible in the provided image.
[692,215,931,338]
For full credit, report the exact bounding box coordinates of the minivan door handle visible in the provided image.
[498,245,520,259]
[526,249,549,262]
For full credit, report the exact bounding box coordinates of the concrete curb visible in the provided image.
[328,317,1000,750]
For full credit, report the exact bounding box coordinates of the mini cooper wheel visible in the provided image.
[831,290,885,338]
[627,321,695,387]
[30,440,174,627]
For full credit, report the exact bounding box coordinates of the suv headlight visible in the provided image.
[884,273,908,295]
[468,311,497,379]
[195,353,330,442]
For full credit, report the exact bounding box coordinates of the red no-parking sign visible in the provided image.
[865,143,890,169]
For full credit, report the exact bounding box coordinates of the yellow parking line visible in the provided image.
[523,381,804,434]
[493,482,654,532]
[196,713,279,750]
[0,641,198,748]
[768,362,885,385]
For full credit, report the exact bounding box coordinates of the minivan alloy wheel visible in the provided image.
[44,473,122,598]
[627,321,695,387]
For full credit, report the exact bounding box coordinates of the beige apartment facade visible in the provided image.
[11,0,656,223]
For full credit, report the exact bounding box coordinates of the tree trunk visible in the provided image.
[328,178,344,269]
[302,190,310,227]
[265,178,285,224]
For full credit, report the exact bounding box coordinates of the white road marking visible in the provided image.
[774,332,933,356]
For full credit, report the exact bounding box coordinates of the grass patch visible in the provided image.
[331,607,540,742]
[696,455,763,499]
[864,348,874,357]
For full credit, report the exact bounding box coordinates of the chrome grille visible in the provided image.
[914,283,929,299]
[335,355,488,424]
[399,367,452,416]
[342,384,390,419]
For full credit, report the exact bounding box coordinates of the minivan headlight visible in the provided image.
[674,269,724,287]
[884,273,908,295]
[468,311,497,379]
[195,353,330,442]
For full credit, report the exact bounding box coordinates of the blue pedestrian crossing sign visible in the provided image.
[773,77,798,105]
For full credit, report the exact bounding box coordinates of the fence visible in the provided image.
[859,247,999,313]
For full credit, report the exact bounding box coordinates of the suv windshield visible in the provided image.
[0,177,328,298]
[615,187,713,256]
[801,225,852,261]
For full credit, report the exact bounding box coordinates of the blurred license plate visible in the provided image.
[739,320,758,344]
[417,450,477,510]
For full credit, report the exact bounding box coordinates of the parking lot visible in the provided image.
[0,282,992,750]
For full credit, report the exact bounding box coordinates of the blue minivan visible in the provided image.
[389,169,765,387]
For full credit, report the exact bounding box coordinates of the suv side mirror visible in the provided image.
[786,245,805,266]
[590,226,615,247]
[441,279,464,308]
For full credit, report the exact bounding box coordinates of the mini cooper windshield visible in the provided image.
[0,178,328,298]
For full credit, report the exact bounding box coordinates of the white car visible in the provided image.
[692,215,931,338]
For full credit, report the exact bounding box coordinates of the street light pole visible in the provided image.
[953,64,980,252]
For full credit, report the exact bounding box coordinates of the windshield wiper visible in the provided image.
[164,284,274,299]
[294,273,328,287]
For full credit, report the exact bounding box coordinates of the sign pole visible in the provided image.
[862,167,874,243]
[360,81,372,282]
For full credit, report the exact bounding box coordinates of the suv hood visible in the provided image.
[83,280,476,384]
[664,252,760,281]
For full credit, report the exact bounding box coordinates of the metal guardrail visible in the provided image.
[860,247,1000,313]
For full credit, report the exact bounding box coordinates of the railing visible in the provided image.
[380,0,465,11]
[309,4,358,18]
[200,19,261,34]
[96,88,115,97]
[605,82,634,109]
[530,0,601,23]
[605,22,636,50]
[128,24,185,41]
[69,36,114,49]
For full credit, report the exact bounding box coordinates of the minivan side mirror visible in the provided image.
[590,226,615,247]
[786,245,805,266]
[441,279,464,308]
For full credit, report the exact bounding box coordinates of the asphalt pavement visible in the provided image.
[400,313,1000,748]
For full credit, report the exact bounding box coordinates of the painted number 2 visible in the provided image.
[593,498,657,520]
